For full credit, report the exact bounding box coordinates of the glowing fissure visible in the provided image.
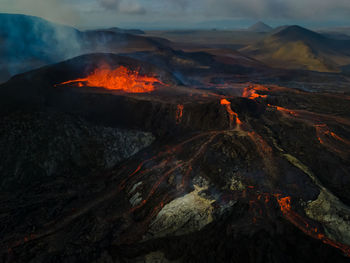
[315,124,350,145]
[315,124,350,158]
[58,66,164,93]
[267,104,298,116]
[220,99,242,127]
[176,104,184,124]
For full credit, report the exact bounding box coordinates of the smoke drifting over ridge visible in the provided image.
[0,13,146,83]
[1,0,350,82]
[0,14,83,82]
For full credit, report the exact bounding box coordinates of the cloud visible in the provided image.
[98,0,120,10]
[120,3,146,15]
[0,0,80,25]
[167,0,190,10]
[172,0,350,20]
[1,0,350,28]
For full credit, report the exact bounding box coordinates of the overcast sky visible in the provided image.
[1,0,350,29]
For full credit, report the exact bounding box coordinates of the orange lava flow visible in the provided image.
[59,66,164,93]
[276,106,297,116]
[247,131,273,155]
[176,104,184,124]
[220,99,231,105]
[315,124,350,151]
[267,104,298,117]
[220,99,242,127]
[242,85,268,100]
[274,194,350,257]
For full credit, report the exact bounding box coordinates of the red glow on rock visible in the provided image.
[274,194,350,257]
[176,104,184,124]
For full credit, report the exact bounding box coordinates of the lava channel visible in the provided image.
[220,99,242,128]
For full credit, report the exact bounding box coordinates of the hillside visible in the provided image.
[0,13,164,83]
[1,52,350,262]
[240,25,350,72]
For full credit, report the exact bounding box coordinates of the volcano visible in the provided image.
[1,48,350,263]
[248,22,273,33]
[240,25,350,72]
[0,13,167,83]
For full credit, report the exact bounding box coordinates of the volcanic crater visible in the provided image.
[1,51,350,263]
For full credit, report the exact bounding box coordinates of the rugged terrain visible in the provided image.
[1,49,350,263]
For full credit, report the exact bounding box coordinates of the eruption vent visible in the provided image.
[59,66,164,93]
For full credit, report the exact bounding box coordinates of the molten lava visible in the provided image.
[220,99,242,127]
[59,66,164,93]
[242,85,268,100]
[268,104,298,116]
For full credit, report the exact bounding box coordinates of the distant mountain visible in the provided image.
[0,13,165,83]
[240,25,350,72]
[248,22,273,32]
[319,27,350,37]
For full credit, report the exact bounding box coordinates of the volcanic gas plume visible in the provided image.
[59,65,164,93]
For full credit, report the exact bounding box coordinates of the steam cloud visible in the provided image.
[0,13,84,82]
[0,13,128,83]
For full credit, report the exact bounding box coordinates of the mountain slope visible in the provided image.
[248,21,273,32]
[1,53,350,262]
[240,25,350,72]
